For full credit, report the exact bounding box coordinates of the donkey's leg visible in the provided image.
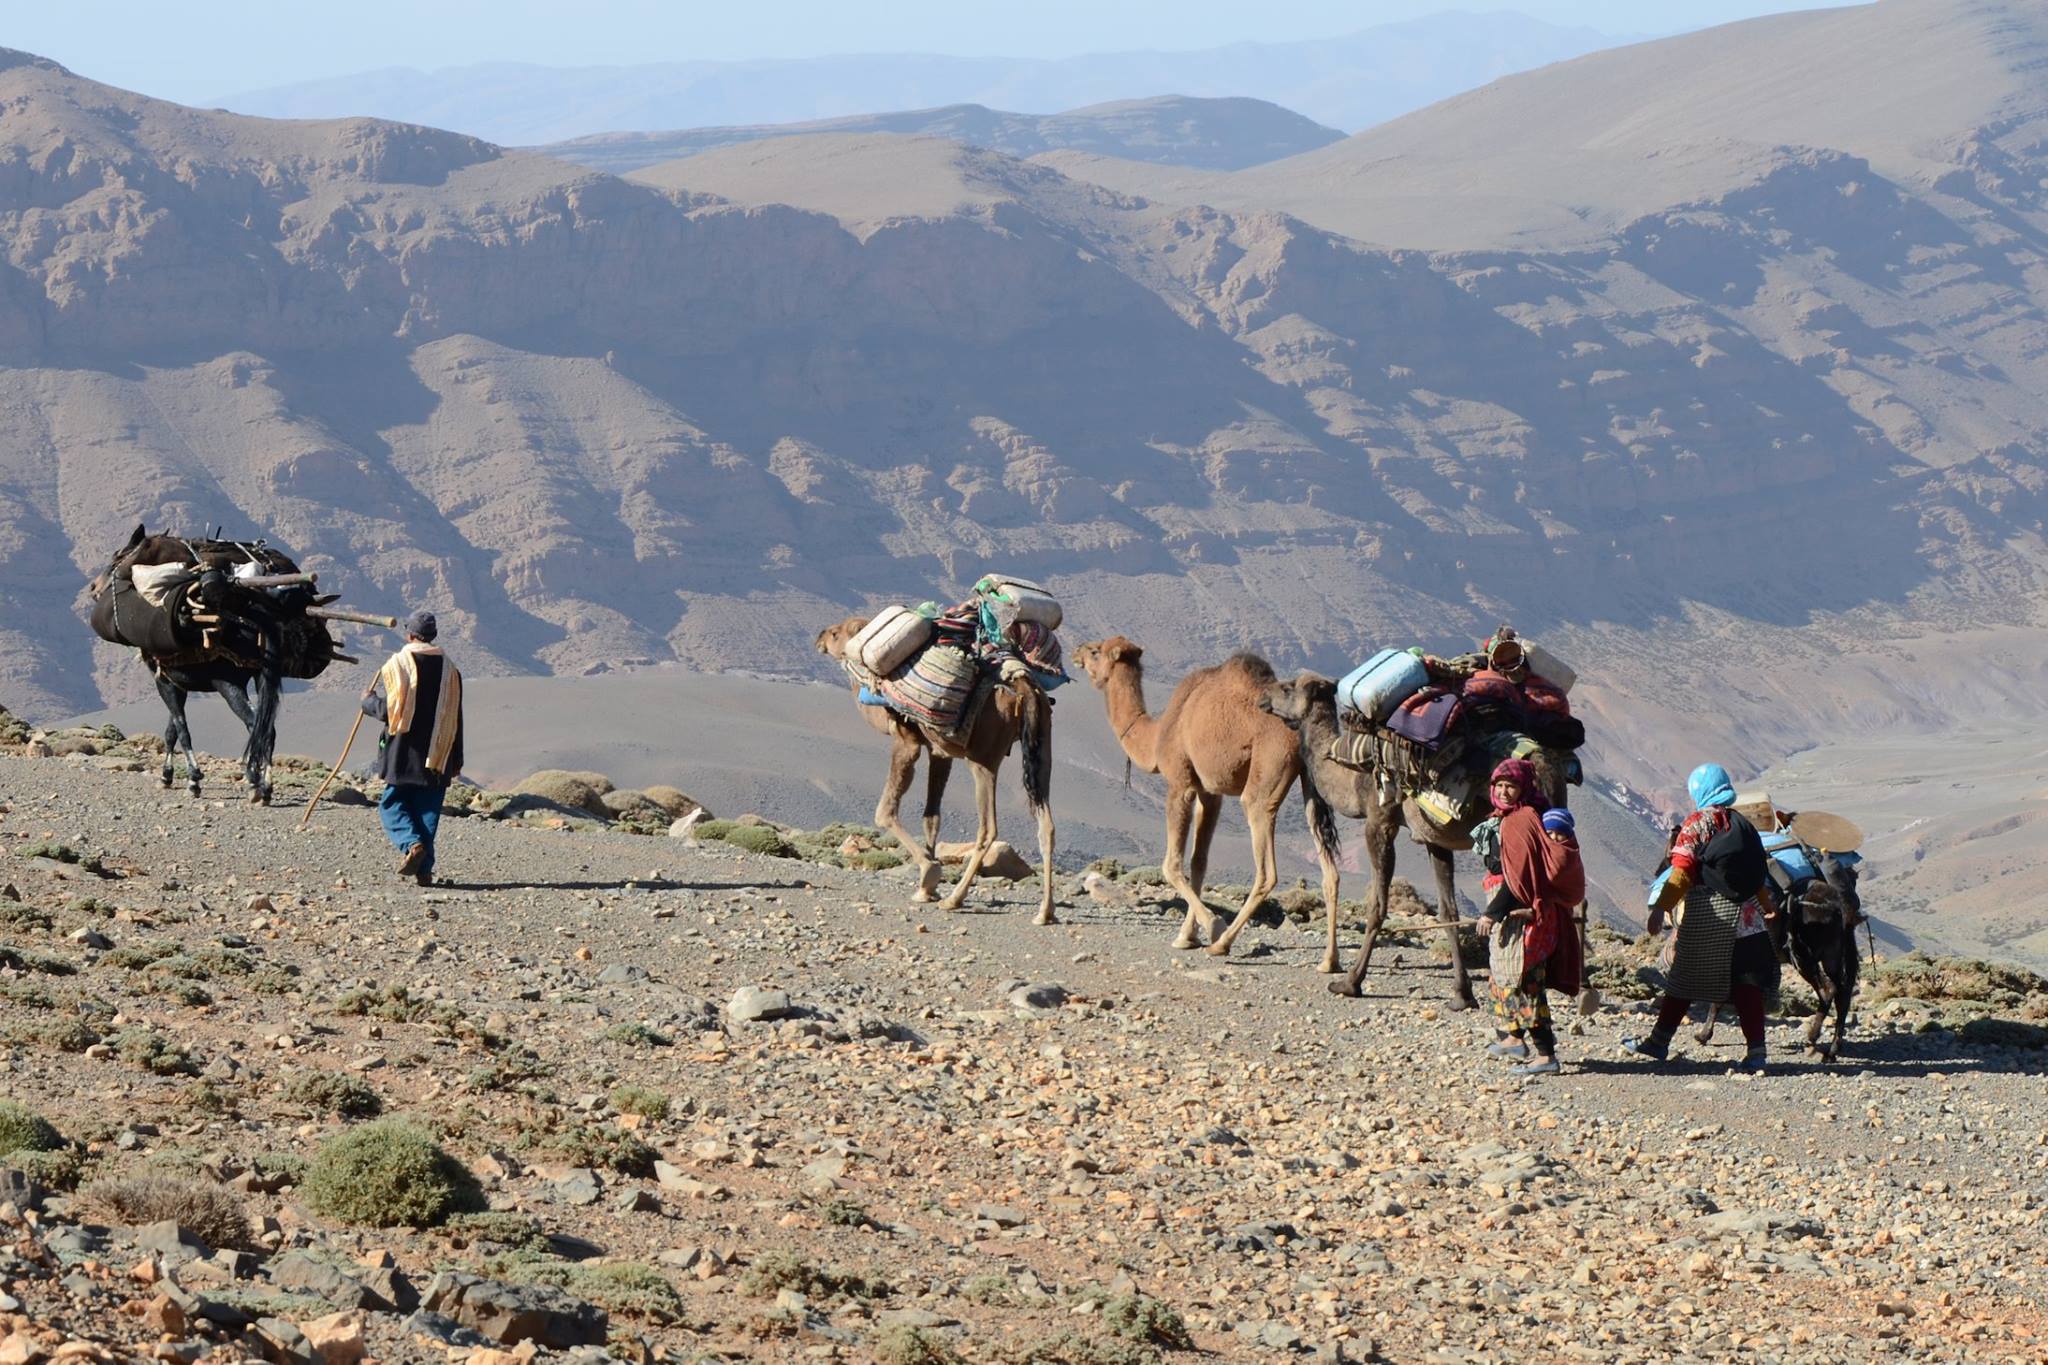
[156,675,203,795]
[156,680,180,790]
[1696,1005,1720,1045]
[211,677,266,801]
[243,666,281,803]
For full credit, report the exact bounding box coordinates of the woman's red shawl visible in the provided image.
[1500,805,1587,994]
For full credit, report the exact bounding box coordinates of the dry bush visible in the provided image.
[82,1174,252,1250]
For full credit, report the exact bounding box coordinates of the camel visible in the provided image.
[814,617,1057,924]
[1259,671,1566,1009]
[1071,637,1339,964]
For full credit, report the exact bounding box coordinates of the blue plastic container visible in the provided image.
[1337,648,1429,724]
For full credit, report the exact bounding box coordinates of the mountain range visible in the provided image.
[537,96,1343,175]
[211,11,1628,143]
[4,0,2048,963]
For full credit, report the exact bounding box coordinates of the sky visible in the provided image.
[7,0,1869,104]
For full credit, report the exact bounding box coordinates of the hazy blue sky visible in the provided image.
[9,1,1868,103]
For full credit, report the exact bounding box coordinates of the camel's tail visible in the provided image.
[1018,679,1052,814]
[1295,723,1342,865]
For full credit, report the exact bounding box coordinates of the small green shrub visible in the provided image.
[101,942,178,971]
[7,1016,99,1053]
[608,1085,670,1119]
[441,1210,549,1251]
[741,1249,891,1303]
[181,1080,238,1116]
[1101,1295,1192,1350]
[877,1326,965,1365]
[161,981,213,1007]
[601,1022,671,1049]
[114,1028,197,1076]
[820,1197,874,1228]
[0,1100,63,1156]
[303,1118,484,1228]
[1001,1333,1161,1365]
[0,946,76,976]
[963,1273,1021,1306]
[252,1152,307,1187]
[566,1262,685,1324]
[11,1148,84,1191]
[287,1069,383,1119]
[65,897,116,918]
[82,1174,252,1250]
[0,902,53,931]
[0,981,59,1010]
[698,822,800,858]
[853,850,907,871]
[518,1122,656,1177]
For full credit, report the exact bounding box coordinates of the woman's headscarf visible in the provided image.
[1489,758,1546,816]
[1687,763,1738,811]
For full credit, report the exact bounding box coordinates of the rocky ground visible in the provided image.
[1,725,2046,1365]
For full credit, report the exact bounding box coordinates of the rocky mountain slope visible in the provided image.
[5,1,2048,956]
[213,11,1627,143]
[537,96,1344,176]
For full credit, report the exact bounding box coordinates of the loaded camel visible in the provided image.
[1071,638,1340,965]
[87,526,376,804]
[815,616,1057,924]
[1259,671,1567,1009]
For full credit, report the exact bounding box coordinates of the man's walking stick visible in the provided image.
[300,712,366,830]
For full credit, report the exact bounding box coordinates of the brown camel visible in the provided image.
[1071,637,1339,963]
[1259,671,1567,1009]
[814,617,1057,923]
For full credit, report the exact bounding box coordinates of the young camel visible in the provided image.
[1260,671,1567,1009]
[1071,638,1339,964]
[814,617,1058,923]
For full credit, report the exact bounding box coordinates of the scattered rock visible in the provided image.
[420,1272,608,1348]
[727,985,794,1022]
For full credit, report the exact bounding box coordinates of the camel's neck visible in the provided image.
[1102,663,1160,772]
[1301,700,1373,818]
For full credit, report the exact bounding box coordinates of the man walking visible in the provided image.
[362,610,464,886]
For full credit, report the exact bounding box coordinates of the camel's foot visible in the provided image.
[910,888,936,905]
[936,895,968,913]
[1034,911,1057,927]
[1201,940,1234,958]
[1172,932,1204,951]
[1319,954,1342,975]
[1327,979,1362,999]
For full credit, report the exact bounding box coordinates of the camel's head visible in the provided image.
[813,615,870,660]
[1071,636,1140,689]
[1259,672,1335,728]
[87,523,148,598]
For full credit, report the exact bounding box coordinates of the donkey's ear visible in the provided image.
[124,524,146,551]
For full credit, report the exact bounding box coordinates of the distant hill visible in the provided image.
[212,11,1627,144]
[539,95,1344,175]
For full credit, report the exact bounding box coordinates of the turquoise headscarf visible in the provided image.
[1687,763,1737,810]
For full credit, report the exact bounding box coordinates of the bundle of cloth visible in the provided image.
[1334,624,1582,823]
[844,575,1068,738]
[89,536,336,679]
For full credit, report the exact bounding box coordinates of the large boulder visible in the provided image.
[508,770,614,817]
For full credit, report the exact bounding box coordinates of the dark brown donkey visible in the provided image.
[88,526,342,803]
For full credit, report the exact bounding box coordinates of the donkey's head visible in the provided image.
[86,524,149,598]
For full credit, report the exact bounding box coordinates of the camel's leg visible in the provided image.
[1696,1004,1720,1045]
[155,675,202,796]
[937,763,999,911]
[922,755,953,857]
[1160,783,1212,948]
[1333,808,1400,997]
[1031,797,1057,927]
[1205,783,1285,957]
[874,732,941,902]
[1429,842,1477,1009]
[1187,792,1223,901]
[1311,805,1344,975]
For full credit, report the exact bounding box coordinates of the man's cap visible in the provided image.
[403,610,438,641]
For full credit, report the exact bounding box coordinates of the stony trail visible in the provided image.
[1,749,2044,1364]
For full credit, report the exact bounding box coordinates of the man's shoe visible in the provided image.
[1486,1039,1531,1059]
[398,844,427,877]
[1510,1058,1561,1077]
[414,870,434,888]
[1621,1034,1672,1063]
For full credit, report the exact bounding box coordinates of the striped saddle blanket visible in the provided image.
[867,642,988,737]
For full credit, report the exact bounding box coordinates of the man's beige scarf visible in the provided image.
[379,642,462,774]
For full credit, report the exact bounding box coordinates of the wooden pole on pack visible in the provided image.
[306,607,398,629]
[299,712,365,830]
